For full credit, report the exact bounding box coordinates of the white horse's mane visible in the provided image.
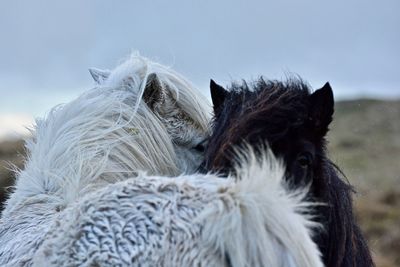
[2,54,210,215]
[31,147,322,267]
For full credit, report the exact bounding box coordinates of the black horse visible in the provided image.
[202,77,374,267]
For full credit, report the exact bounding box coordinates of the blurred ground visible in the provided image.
[0,99,399,266]
[328,99,400,267]
[0,139,24,209]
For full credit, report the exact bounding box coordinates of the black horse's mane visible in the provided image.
[205,77,315,172]
[203,77,374,267]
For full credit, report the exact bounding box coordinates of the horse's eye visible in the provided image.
[194,143,205,152]
[193,139,208,152]
[297,152,313,168]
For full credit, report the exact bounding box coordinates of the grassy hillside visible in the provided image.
[327,99,400,267]
[0,99,399,266]
[0,139,24,209]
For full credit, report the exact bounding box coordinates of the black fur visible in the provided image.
[202,77,374,267]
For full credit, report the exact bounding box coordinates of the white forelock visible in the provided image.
[103,53,211,132]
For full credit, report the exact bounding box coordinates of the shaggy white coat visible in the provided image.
[0,54,210,266]
[31,149,323,267]
[2,54,211,215]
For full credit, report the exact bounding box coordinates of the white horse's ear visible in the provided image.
[143,73,166,110]
[89,68,110,84]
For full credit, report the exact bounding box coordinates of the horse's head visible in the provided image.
[204,77,374,267]
[204,78,333,188]
[140,73,210,173]
[89,57,211,174]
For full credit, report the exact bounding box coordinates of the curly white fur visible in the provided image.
[31,148,322,267]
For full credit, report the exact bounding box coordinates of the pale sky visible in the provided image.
[0,0,399,138]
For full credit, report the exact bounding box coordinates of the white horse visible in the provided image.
[32,147,323,267]
[0,54,211,266]
[0,54,322,267]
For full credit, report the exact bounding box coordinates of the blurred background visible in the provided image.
[0,1,399,266]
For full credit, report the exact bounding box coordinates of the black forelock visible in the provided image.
[204,76,313,172]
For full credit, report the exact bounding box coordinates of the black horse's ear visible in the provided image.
[309,82,334,137]
[210,79,227,116]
